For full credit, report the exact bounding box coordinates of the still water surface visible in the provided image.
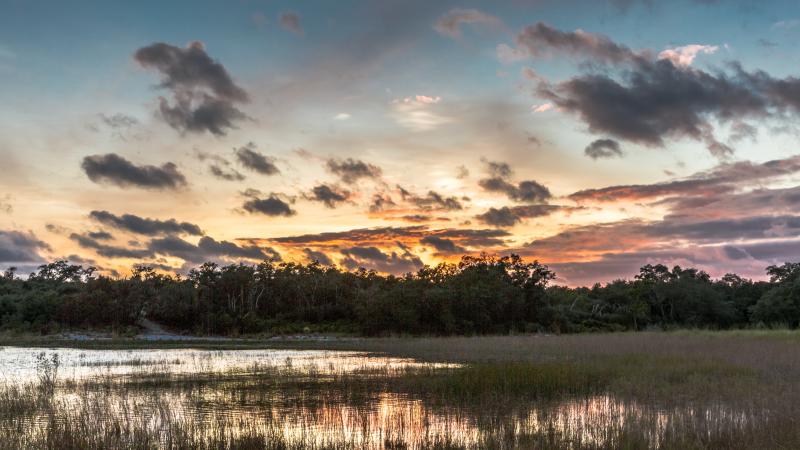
[0,346,745,448]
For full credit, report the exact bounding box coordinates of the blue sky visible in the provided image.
[3,0,800,285]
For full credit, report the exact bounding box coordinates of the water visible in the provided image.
[0,347,427,383]
[0,346,756,448]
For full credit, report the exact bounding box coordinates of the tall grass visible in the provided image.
[1,332,799,449]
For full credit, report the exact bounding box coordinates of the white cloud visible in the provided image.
[773,19,800,29]
[391,96,451,131]
[658,44,718,67]
[531,103,553,113]
[411,95,441,104]
[334,113,351,120]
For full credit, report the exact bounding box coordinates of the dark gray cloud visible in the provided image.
[537,60,763,157]
[209,164,245,181]
[268,225,510,250]
[476,205,564,227]
[70,233,154,259]
[305,184,351,208]
[89,210,203,236]
[584,138,623,159]
[87,231,113,240]
[148,235,278,264]
[340,245,423,274]
[134,41,248,101]
[433,229,510,247]
[82,153,187,190]
[485,160,512,178]
[157,92,248,136]
[514,23,800,157]
[479,178,551,203]
[134,41,249,135]
[279,12,303,35]
[73,232,279,264]
[399,214,433,222]
[303,248,333,265]
[399,186,465,211]
[514,22,643,63]
[478,160,551,203]
[99,113,139,129]
[235,142,280,175]
[0,230,50,264]
[242,191,296,217]
[326,158,382,184]
[368,193,397,213]
[420,236,466,255]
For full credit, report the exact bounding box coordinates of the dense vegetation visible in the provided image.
[1,255,799,335]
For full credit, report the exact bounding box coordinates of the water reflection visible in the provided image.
[0,346,759,448]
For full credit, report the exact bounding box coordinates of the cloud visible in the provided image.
[157,92,248,136]
[476,205,565,227]
[0,230,50,265]
[279,12,303,36]
[391,95,452,131]
[520,23,800,157]
[479,178,552,203]
[772,19,800,29]
[399,187,465,211]
[569,154,800,203]
[148,235,278,264]
[513,22,643,63]
[434,8,502,39]
[398,214,433,223]
[242,191,296,217]
[520,215,800,286]
[267,226,510,250]
[209,164,245,181]
[0,195,11,214]
[478,160,551,203]
[584,138,623,159]
[89,210,203,236]
[303,248,333,265]
[369,193,397,212]
[134,41,249,135]
[87,231,113,240]
[536,61,767,157]
[70,233,154,259]
[305,184,351,208]
[326,158,382,184]
[235,142,280,175]
[420,236,466,255]
[657,44,718,67]
[81,153,187,190]
[340,245,423,274]
[531,103,554,113]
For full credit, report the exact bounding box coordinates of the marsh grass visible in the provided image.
[1,332,798,449]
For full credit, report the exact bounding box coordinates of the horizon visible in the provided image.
[4,0,800,287]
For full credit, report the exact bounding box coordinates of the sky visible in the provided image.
[3,0,800,286]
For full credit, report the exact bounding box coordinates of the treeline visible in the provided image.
[1,255,799,336]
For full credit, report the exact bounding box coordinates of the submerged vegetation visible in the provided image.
[1,255,799,336]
